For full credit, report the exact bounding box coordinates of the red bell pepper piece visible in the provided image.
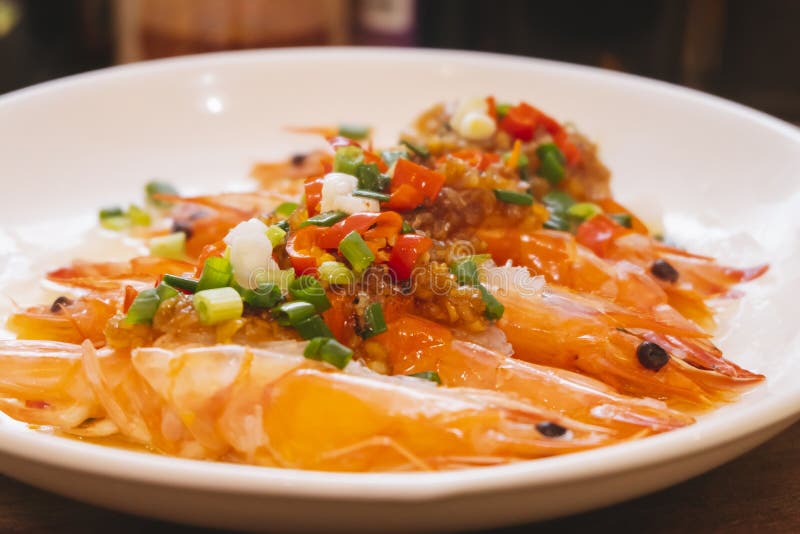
[499,102,541,141]
[286,226,322,276]
[388,234,433,280]
[386,159,446,211]
[304,175,325,216]
[575,214,630,257]
[316,211,403,250]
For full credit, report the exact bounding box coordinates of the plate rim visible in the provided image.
[0,46,798,502]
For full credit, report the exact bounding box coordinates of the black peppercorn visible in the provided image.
[650,259,679,283]
[50,296,73,313]
[536,421,568,438]
[636,341,670,371]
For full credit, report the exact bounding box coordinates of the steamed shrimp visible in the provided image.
[370,314,694,435]
[0,340,625,471]
[491,280,763,411]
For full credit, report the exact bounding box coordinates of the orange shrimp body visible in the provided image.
[0,341,622,471]
[372,314,694,435]
[491,282,763,411]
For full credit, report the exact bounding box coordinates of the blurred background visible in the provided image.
[0,0,797,123]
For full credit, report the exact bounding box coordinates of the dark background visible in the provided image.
[0,0,798,122]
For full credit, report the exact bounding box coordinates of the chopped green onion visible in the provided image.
[543,216,571,231]
[536,143,566,184]
[352,189,390,202]
[128,204,152,226]
[99,207,129,230]
[276,220,290,232]
[304,337,353,369]
[289,276,331,312]
[265,224,287,247]
[146,181,179,208]
[275,202,298,218]
[333,145,364,175]
[338,123,370,140]
[193,287,243,325]
[610,213,633,228]
[451,259,479,286]
[294,315,333,340]
[478,284,505,321]
[155,282,180,302]
[196,256,233,292]
[503,151,529,168]
[360,302,387,339]
[400,139,430,158]
[99,206,124,219]
[355,163,391,192]
[149,232,186,260]
[162,274,198,293]
[253,268,295,295]
[566,202,603,221]
[493,189,534,206]
[238,282,282,309]
[400,221,415,234]
[318,261,355,285]
[495,102,512,119]
[99,215,130,231]
[301,211,348,228]
[380,149,408,167]
[272,300,317,326]
[409,371,442,384]
[542,190,576,214]
[339,230,375,273]
[123,288,161,325]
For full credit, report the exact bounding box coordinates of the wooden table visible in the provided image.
[0,422,797,533]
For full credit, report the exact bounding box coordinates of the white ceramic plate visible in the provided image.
[0,48,798,533]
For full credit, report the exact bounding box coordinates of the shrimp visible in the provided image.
[479,221,766,330]
[575,214,767,327]
[369,314,694,436]
[7,298,116,347]
[0,340,635,471]
[490,279,763,411]
[46,256,196,292]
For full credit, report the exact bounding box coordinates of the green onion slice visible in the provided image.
[352,189,390,202]
[338,124,370,140]
[400,221,415,234]
[610,213,633,228]
[272,300,317,326]
[536,143,566,184]
[355,163,391,192]
[162,274,198,293]
[238,282,282,309]
[333,145,364,175]
[400,139,430,158]
[479,284,505,321]
[128,204,152,227]
[289,276,332,313]
[318,261,355,285]
[275,202,298,218]
[380,149,408,167]
[495,103,512,119]
[146,181,179,208]
[493,189,534,206]
[566,202,603,221]
[149,232,186,260]
[123,288,161,325]
[542,190,576,214]
[304,337,353,369]
[360,302,387,339]
[193,287,243,325]
[451,259,479,286]
[196,256,233,292]
[155,282,179,302]
[266,225,287,247]
[301,211,348,228]
[294,315,333,340]
[339,230,375,273]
